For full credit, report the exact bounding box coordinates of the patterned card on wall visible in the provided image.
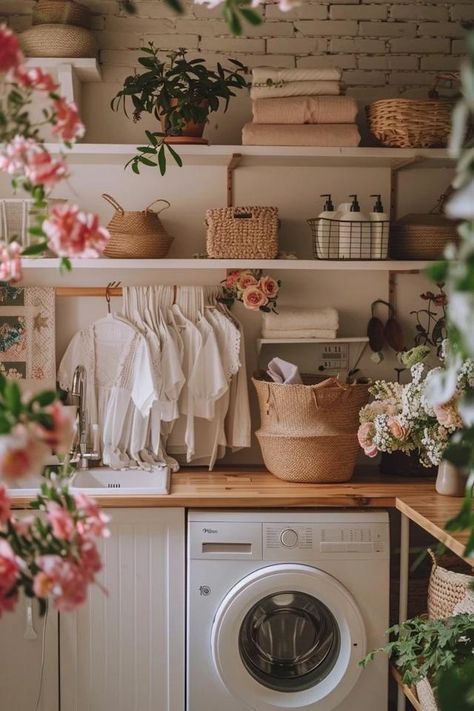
[0,284,56,392]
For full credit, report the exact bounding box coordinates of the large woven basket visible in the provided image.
[32,0,91,27]
[416,678,438,711]
[206,206,278,259]
[256,431,360,483]
[21,23,97,58]
[102,194,173,259]
[427,549,474,619]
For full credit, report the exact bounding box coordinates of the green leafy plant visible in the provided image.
[111,45,248,175]
[361,614,474,689]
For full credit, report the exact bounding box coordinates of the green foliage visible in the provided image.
[437,658,474,710]
[112,45,248,174]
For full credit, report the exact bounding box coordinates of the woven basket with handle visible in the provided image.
[367,74,459,148]
[32,0,91,28]
[206,206,279,259]
[102,194,173,259]
[20,23,97,58]
[427,549,474,620]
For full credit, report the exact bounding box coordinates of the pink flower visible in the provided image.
[75,493,110,538]
[16,66,58,92]
[0,136,33,175]
[36,555,87,611]
[0,540,19,616]
[224,271,240,288]
[0,485,11,525]
[357,422,378,458]
[37,401,76,454]
[434,402,461,429]
[11,514,35,537]
[43,204,110,259]
[0,425,48,481]
[79,538,102,582]
[388,417,410,441]
[364,444,379,458]
[46,502,75,541]
[242,286,268,311]
[24,147,68,188]
[259,275,279,299]
[237,272,258,291]
[0,241,22,283]
[33,571,54,599]
[52,98,85,142]
[0,25,23,75]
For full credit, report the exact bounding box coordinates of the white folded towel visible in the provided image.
[263,328,339,340]
[263,306,339,332]
[267,357,302,384]
[252,67,342,86]
[250,80,341,100]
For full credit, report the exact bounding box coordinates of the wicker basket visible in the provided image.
[102,194,173,259]
[367,98,454,148]
[416,678,438,711]
[32,0,91,28]
[453,589,474,614]
[20,23,97,58]
[427,549,474,619]
[206,206,278,259]
[256,431,360,483]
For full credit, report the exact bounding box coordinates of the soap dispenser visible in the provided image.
[317,194,337,258]
[369,194,389,259]
[338,194,368,259]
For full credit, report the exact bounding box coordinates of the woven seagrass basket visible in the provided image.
[102,194,174,259]
[206,206,278,259]
[20,23,97,58]
[427,549,474,619]
[32,0,91,27]
[415,679,438,711]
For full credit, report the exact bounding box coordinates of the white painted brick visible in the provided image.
[85,0,119,14]
[418,22,466,38]
[389,37,451,53]
[330,5,387,20]
[105,15,175,32]
[143,33,200,49]
[95,31,144,49]
[265,3,328,20]
[343,70,387,85]
[420,54,464,70]
[267,37,327,54]
[0,1,33,13]
[452,38,468,54]
[451,5,474,22]
[200,37,266,53]
[175,18,293,37]
[101,49,145,66]
[389,71,436,85]
[330,38,386,53]
[359,21,416,37]
[297,54,356,69]
[123,0,190,18]
[358,54,419,70]
[390,5,449,21]
[199,51,295,68]
[295,19,358,36]
[89,15,106,30]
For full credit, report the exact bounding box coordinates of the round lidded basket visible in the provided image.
[102,194,174,259]
[32,0,91,28]
[20,23,97,58]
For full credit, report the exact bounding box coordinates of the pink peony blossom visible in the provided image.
[46,502,75,541]
[75,492,110,538]
[242,286,268,311]
[0,24,23,75]
[37,401,76,454]
[0,485,11,525]
[237,272,258,291]
[36,555,87,611]
[16,66,58,92]
[259,275,279,298]
[43,204,110,259]
[0,540,19,616]
[0,241,22,283]
[52,98,85,142]
[0,425,49,481]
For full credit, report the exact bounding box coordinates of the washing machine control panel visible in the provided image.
[264,523,388,560]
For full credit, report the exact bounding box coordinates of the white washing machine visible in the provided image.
[187,510,389,711]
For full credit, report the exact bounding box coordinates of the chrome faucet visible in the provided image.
[70,365,100,470]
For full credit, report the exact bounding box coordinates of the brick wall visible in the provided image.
[1,0,471,142]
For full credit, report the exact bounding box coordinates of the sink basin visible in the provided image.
[70,466,170,496]
[7,473,44,497]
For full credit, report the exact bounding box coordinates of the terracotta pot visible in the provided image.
[159,99,208,139]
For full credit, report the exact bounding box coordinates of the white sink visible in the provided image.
[8,473,44,496]
[70,466,170,495]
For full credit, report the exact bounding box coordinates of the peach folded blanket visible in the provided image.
[250,80,340,100]
[252,96,358,125]
[242,123,361,147]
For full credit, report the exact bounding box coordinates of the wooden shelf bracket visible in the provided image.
[227,152,243,207]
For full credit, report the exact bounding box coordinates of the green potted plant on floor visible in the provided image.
[111,45,248,175]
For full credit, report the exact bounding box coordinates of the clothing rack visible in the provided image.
[55,287,123,297]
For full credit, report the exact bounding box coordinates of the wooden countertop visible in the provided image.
[10,467,436,509]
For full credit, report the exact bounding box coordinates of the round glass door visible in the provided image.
[239,591,340,692]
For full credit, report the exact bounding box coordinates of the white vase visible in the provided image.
[435,460,465,496]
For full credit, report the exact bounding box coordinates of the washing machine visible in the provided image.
[187,510,389,711]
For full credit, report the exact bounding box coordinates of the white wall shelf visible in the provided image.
[26,58,101,114]
[257,336,369,354]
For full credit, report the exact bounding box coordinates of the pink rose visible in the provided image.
[46,502,75,541]
[0,25,23,75]
[0,241,22,283]
[0,540,19,615]
[357,422,375,449]
[37,401,76,454]
[388,417,410,441]
[259,276,279,298]
[52,98,85,142]
[237,272,258,291]
[0,485,11,525]
[75,493,110,538]
[241,286,268,311]
[43,204,110,259]
[224,271,240,288]
[16,66,58,92]
[0,425,48,481]
[434,402,461,429]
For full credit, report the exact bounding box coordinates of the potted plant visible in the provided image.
[361,613,474,711]
[111,45,248,175]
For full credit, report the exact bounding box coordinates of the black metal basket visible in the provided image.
[307,217,390,260]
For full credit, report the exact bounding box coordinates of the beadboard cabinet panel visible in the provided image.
[60,508,185,711]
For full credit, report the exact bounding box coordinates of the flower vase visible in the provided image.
[435,460,465,496]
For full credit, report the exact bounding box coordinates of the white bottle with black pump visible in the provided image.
[317,194,337,258]
[369,194,389,259]
[338,194,368,259]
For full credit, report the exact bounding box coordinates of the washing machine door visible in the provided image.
[211,563,366,711]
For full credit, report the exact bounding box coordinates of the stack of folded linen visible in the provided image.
[262,307,339,339]
[243,67,360,147]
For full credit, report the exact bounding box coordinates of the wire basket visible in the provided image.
[307,217,390,260]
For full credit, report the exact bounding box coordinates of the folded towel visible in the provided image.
[242,123,361,147]
[263,328,339,340]
[267,357,302,384]
[264,306,339,332]
[250,80,340,100]
[252,67,342,86]
[252,96,358,125]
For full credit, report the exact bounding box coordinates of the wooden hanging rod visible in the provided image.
[55,287,122,297]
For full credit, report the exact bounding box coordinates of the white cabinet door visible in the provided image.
[60,507,185,711]
[0,597,59,711]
